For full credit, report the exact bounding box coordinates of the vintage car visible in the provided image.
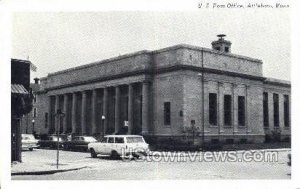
[88,135,149,158]
[38,135,66,149]
[63,136,97,151]
[21,134,39,151]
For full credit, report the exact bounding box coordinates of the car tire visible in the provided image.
[132,153,140,159]
[29,148,33,151]
[64,145,69,151]
[111,150,119,159]
[90,149,97,158]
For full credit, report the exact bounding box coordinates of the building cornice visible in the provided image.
[42,65,266,92]
[48,50,152,77]
[264,78,291,88]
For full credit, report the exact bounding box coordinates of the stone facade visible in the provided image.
[34,38,291,145]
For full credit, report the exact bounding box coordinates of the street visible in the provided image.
[12,149,291,180]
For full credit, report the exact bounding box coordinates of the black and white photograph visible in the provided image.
[1,0,300,188]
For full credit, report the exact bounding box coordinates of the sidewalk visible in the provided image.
[11,149,90,175]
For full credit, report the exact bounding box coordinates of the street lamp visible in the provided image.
[101,115,105,137]
[31,119,35,135]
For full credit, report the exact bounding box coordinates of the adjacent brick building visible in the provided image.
[34,35,291,145]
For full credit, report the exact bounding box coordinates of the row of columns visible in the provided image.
[49,81,150,136]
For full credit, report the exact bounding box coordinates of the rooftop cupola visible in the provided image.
[211,34,232,53]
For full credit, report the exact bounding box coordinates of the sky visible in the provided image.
[12,10,290,81]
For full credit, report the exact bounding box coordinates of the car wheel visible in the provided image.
[111,150,119,159]
[64,145,69,151]
[29,148,33,151]
[132,153,140,159]
[90,149,97,158]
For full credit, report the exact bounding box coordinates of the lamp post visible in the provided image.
[31,119,35,135]
[101,115,105,137]
[55,109,65,169]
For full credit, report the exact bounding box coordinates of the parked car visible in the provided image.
[88,135,149,159]
[21,134,39,151]
[38,135,66,149]
[64,136,97,151]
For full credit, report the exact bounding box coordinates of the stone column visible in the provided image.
[114,86,121,134]
[142,82,150,135]
[63,94,68,133]
[71,93,77,134]
[54,95,59,133]
[128,84,134,134]
[218,82,224,134]
[48,96,52,133]
[232,84,238,134]
[246,85,251,133]
[81,91,87,135]
[103,88,108,134]
[91,89,97,135]
[232,83,235,133]
[203,81,209,133]
[279,94,285,130]
[268,92,274,131]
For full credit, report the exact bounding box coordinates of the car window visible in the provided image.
[115,137,124,143]
[51,136,63,141]
[126,137,144,143]
[22,135,35,140]
[101,137,108,143]
[84,137,97,142]
[108,137,114,143]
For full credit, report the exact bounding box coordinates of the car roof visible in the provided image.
[22,134,34,136]
[104,135,143,137]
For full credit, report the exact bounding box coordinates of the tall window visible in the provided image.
[263,92,269,127]
[238,96,245,126]
[45,112,48,128]
[284,95,290,127]
[33,94,37,103]
[164,102,171,125]
[273,93,279,127]
[209,93,217,125]
[33,108,37,118]
[224,95,232,126]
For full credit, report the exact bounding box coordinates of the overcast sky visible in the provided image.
[12,10,290,81]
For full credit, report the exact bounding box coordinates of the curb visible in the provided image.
[11,166,88,176]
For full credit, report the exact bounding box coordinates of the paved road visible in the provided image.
[12,149,291,180]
